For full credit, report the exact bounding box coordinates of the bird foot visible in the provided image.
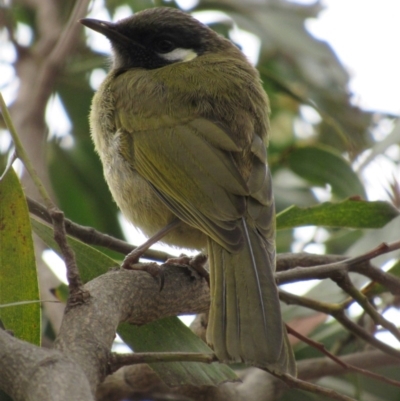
[122,253,209,292]
[126,262,166,291]
[166,253,209,286]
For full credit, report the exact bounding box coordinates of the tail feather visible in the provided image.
[206,218,296,375]
[207,244,228,358]
[224,249,241,361]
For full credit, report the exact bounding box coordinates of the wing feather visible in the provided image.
[118,112,272,253]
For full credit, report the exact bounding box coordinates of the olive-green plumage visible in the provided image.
[81,7,295,374]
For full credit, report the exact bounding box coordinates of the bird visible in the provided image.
[80,7,296,375]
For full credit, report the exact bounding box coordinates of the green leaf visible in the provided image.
[286,145,366,199]
[31,217,236,385]
[119,319,238,386]
[0,169,40,345]
[276,199,398,230]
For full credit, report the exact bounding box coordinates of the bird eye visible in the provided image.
[154,39,175,53]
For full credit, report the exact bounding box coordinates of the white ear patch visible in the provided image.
[159,48,198,62]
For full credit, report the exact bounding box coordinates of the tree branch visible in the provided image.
[279,373,357,401]
[276,242,400,295]
[54,265,210,394]
[0,328,94,401]
[0,264,210,400]
[27,196,170,261]
[280,289,400,360]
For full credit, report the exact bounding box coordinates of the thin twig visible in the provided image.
[276,252,345,271]
[277,252,400,295]
[280,290,400,360]
[352,262,400,295]
[276,240,400,291]
[345,241,400,266]
[110,352,217,373]
[332,310,400,360]
[278,373,357,401]
[279,289,340,315]
[287,324,400,389]
[51,209,89,305]
[333,272,400,342]
[28,197,171,262]
[286,325,347,368]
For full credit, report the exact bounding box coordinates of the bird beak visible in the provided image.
[79,18,143,49]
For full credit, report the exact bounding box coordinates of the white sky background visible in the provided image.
[2,1,400,339]
[302,0,400,115]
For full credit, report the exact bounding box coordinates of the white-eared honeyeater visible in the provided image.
[80,7,296,374]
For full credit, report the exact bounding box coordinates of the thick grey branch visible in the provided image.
[0,265,209,400]
[0,329,93,401]
[54,266,210,394]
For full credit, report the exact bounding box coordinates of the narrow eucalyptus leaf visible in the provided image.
[0,169,40,345]
[277,199,398,230]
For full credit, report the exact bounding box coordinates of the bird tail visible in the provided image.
[206,218,296,375]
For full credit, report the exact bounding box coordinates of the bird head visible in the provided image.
[80,7,235,71]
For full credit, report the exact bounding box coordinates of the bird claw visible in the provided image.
[166,253,209,286]
[126,262,166,291]
[122,253,209,292]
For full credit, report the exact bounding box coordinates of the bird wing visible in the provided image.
[116,114,273,254]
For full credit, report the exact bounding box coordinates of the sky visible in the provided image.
[293,0,400,115]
